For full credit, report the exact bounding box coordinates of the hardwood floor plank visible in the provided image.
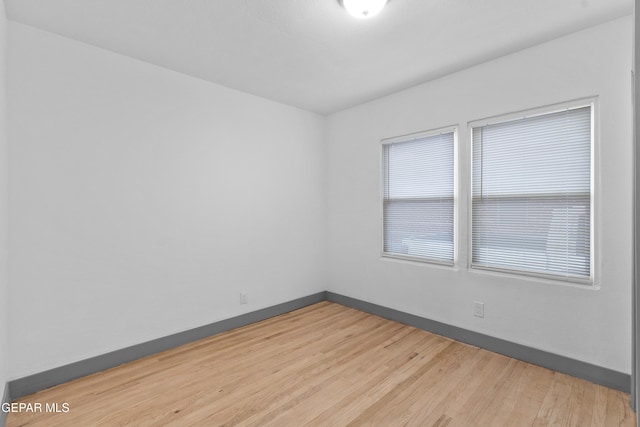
[445,354,516,427]
[6,302,635,427]
[258,334,453,427]
[184,314,400,425]
[534,372,574,425]
[498,363,555,426]
[306,332,452,426]
[604,386,635,427]
[400,349,494,427]
[349,342,482,427]
[451,358,528,427]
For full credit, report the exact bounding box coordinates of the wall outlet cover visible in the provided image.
[474,301,484,318]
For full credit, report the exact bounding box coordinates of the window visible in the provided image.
[471,104,593,283]
[382,128,456,264]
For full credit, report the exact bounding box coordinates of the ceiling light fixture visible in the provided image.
[339,0,388,19]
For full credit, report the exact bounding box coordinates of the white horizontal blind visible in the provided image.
[383,131,454,264]
[471,106,592,282]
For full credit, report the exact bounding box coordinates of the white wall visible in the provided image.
[327,16,633,373]
[7,22,327,378]
[0,1,8,393]
[4,13,633,380]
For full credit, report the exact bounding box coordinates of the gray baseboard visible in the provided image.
[8,292,326,400]
[326,291,630,393]
[1,382,8,427]
[5,290,630,404]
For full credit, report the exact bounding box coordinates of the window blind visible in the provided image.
[383,131,455,264]
[471,106,592,282]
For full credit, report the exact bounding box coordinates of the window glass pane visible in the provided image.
[383,131,455,263]
[387,134,454,198]
[471,106,592,282]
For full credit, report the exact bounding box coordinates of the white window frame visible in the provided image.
[467,98,597,286]
[380,125,458,266]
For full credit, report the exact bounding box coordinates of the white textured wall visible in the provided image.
[0,0,8,394]
[327,17,633,373]
[7,22,327,378]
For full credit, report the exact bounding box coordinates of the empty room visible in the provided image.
[0,0,639,426]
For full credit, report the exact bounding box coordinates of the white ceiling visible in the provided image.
[5,0,633,115]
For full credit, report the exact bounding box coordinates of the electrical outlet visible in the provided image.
[473,301,484,318]
[240,292,248,305]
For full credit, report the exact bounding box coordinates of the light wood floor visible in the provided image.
[7,302,636,426]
